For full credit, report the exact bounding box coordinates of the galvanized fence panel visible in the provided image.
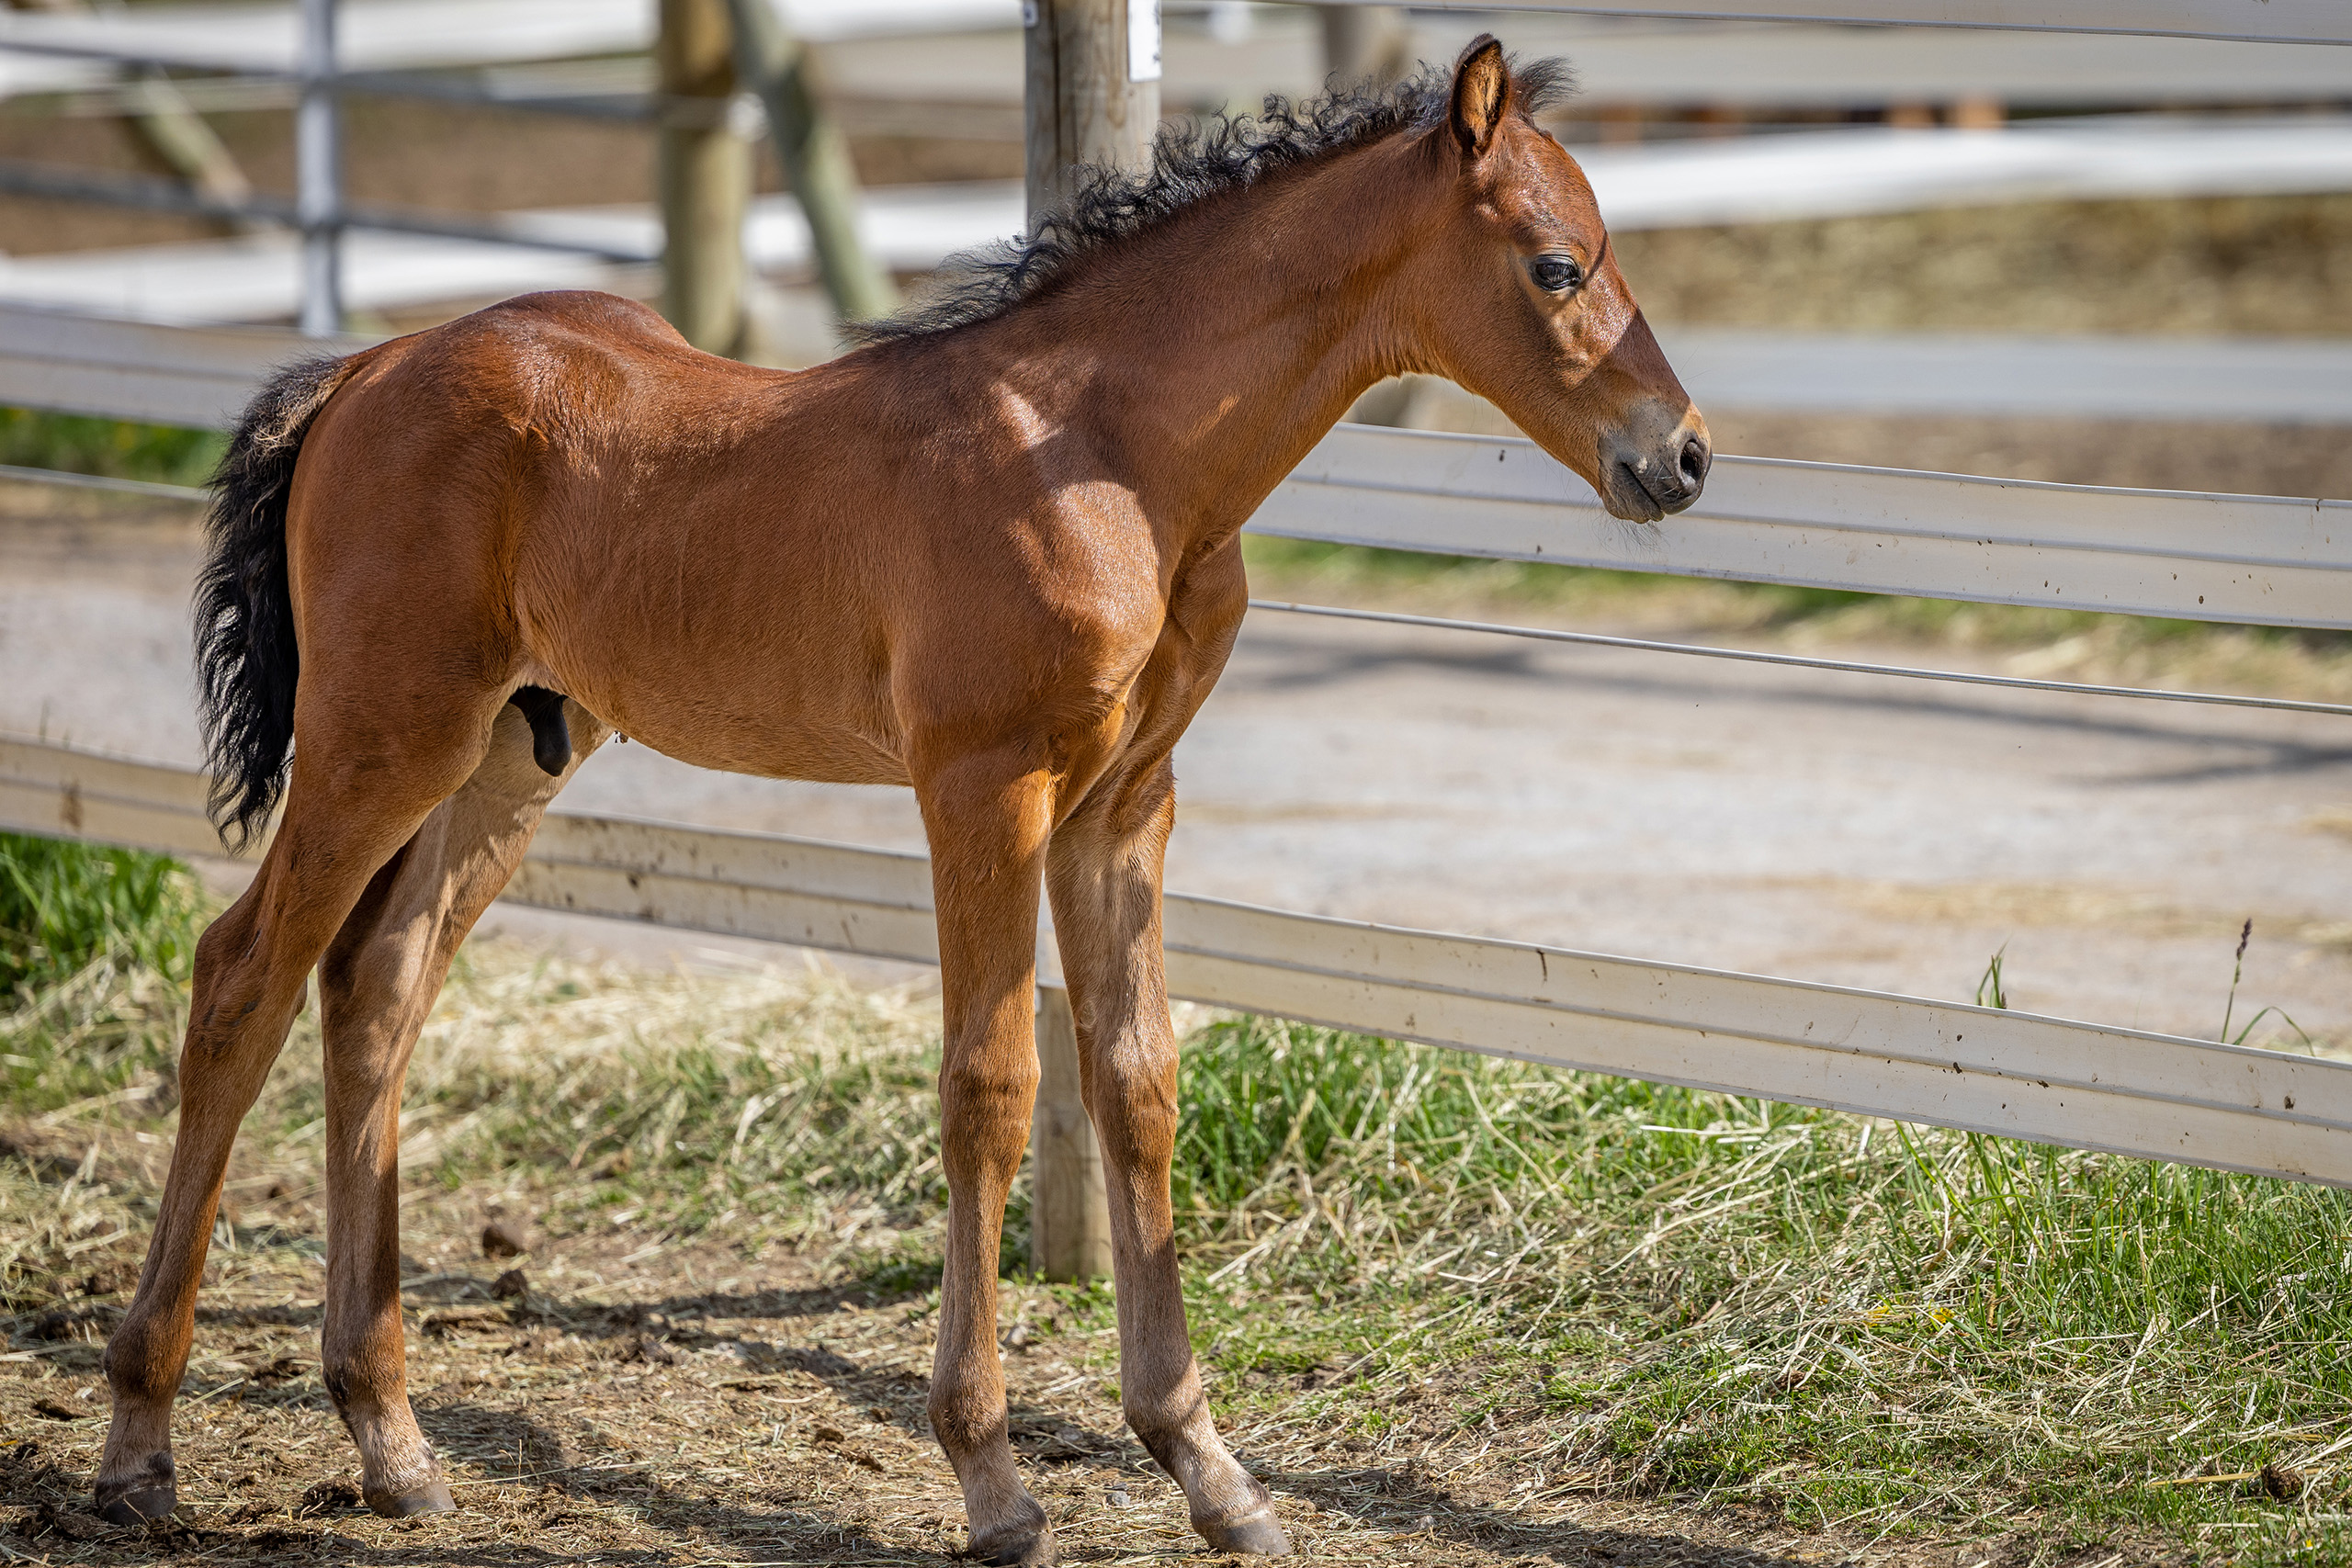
[1296,0,2352,47]
[9,733,2352,1188]
[7,304,2345,628]
[1253,426,2352,630]
[0,302,369,429]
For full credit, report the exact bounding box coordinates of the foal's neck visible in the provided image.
[994,133,1439,560]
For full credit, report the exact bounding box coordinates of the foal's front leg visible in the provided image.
[916,747,1058,1565]
[1046,763,1291,1555]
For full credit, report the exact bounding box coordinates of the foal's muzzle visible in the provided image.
[1599,410,1712,524]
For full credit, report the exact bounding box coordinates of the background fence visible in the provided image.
[2,0,2348,1281]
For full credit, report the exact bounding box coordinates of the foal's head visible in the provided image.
[1405,38,1711,522]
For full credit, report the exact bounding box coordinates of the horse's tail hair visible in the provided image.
[194,353,359,851]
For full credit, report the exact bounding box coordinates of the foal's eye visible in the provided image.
[1529,254,1583,294]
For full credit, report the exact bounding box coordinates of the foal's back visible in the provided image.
[286,290,1149,787]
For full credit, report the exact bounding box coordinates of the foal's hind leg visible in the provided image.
[96,728,496,1524]
[315,699,605,1515]
[1046,760,1291,1555]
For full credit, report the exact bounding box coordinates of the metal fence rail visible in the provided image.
[7,303,2343,631]
[0,303,369,428]
[9,731,2351,1188]
[1270,425,2352,630]
[1297,0,2352,47]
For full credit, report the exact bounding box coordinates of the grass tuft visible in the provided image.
[0,831,204,998]
[0,833,204,1112]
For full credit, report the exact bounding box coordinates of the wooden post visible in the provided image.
[1025,0,1160,219]
[1317,5,1408,88]
[659,0,749,355]
[722,0,898,324]
[1030,983,1113,1281]
[1021,0,1156,1286]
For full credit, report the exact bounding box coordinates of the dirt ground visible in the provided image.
[0,1127,2165,1568]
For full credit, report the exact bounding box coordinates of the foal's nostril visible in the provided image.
[1679,434,1711,491]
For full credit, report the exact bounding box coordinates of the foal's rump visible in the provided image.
[197,292,684,840]
[203,289,931,840]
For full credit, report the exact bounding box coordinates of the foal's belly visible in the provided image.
[543,633,914,789]
[514,464,1175,797]
[596,689,913,789]
[518,557,914,789]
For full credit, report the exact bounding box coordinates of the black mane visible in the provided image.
[850,53,1574,344]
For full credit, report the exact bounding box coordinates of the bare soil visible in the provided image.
[0,1116,2169,1568]
[1611,196,2352,338]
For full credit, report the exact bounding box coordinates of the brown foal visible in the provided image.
[96,38,1706,1563]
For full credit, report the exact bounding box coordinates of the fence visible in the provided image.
[0,0,898,337]
[9,734,2351,1191]
[1296,1,2352,46]
[3,0,2350,1280]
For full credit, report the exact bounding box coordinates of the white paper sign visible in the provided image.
[1128,0,1161,83]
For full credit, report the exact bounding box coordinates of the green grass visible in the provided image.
[0,407,222,487]
[0,832,201,1000]
[1162,1017,2352,1556]
[0,832,204,1111]
[5,839,2347,1559]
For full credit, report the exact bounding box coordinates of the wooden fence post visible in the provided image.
[1318,5,1409,88]
[1031,983,1113,1281]
[1025,0,1160,216]
[1022,0,1157,1286]
[722,0,898,324]
[659,0,749,355]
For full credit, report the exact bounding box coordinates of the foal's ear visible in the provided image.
[1449,35,1510,160]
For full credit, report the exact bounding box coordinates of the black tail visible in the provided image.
[193,354,356,851]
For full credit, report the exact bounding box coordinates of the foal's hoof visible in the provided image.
[1196,1506,1293,1556]
[94,1485,177,1528]
[364,1476,456,1518]
[95,1455,178,1527]
[966,1522,1057,1565]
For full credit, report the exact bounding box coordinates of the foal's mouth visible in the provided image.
[1607,458,1703,524]
[1602,428,1711,523]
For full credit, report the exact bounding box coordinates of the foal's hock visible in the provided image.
[98,37,1705,1564]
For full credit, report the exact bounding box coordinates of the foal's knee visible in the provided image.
[938,1053,1039,1179]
